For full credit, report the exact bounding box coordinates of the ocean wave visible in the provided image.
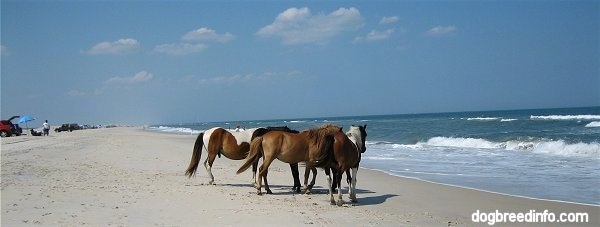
[466,117,500,121]
[145,126,202,135]
[465,117,518,122]
[585,121,600,127]
[369,137,599,158]
[284,120,306,123]
[421,137,501,149]
[530,115,600,121]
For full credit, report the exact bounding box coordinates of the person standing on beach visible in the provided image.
[42,120,50,136]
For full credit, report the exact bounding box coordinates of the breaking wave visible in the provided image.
[369,137,600,158]
[466,117,500,121]
[585,121,600,127]
[531,115,600,120]
[464,117,517,122]
[145,126,201,135]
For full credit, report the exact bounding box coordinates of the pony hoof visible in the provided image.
[257,191,263,196]
[266,190,273,194]
[330,200,336,205]
[336,201,344,206]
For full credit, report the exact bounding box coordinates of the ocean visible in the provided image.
[147,106,600,205]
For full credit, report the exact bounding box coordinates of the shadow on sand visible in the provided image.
[220,183,397,205]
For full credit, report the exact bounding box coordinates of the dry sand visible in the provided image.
[2,127,598,226]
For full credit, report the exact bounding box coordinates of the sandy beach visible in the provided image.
[1,127,598,226]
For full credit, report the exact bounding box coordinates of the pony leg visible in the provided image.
[251,161,258,187]
[256,165,264,195]
[263,168,272,194]
[324,168,335,205]
[335,170,344,206]
[257,157,275,195]
[346,169,352,185]
[290,163,301,193]
[345,169,352,201]
[303,165,312,193]
[349,168,358,202]
[309,167,317,190]
[203,157,215,185]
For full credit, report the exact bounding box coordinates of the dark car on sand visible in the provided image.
[55,123,81,132]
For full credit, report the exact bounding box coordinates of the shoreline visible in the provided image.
[364,167,600,208]
[2,127,598,226]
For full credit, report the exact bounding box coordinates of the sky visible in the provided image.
[1,0,599,125]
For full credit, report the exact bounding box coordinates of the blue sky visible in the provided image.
[1,0,598,125]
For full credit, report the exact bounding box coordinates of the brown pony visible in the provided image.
[315,125,367,205]
[236,124,341,195]
[185,126,297,185]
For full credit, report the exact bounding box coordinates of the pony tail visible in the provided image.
[314,134,334,168]
[185,132,205,178]
[237,136,263,174]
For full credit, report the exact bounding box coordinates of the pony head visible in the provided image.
[349,124,367,153]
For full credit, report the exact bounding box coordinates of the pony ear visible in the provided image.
[363,124,367,129]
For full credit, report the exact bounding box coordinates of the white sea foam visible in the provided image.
[528,140,600,157]
[146,126,202,135]
[585,121,600,127]
[467,117,500,121]
[370,137,600,158]
[420,137,502,149]
[530,115,600,120]
[465,117,518,122]
[285,120,306,123]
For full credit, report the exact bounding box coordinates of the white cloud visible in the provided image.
[198,71,302,86]
[354,29,395,42]
[256,7,364,45]
[200,74,254,85]
[105,71,154,85]
[426,25,457,36]
[1,45,8,55]
[153,43,207,56]
[85,38,140,55]
[379,16,399,24]
[182,27,235,43]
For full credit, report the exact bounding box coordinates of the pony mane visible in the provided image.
[304,124,342,145]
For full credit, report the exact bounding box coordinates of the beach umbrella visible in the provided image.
[18,115,35,131]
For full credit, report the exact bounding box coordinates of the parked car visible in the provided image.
[55,123,81,132]
[0,120,15,137]
[0,116,22,137]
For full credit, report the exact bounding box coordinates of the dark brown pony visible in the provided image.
[236,124,341,195]
[185,126,297,185]
[315,125,367,205]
